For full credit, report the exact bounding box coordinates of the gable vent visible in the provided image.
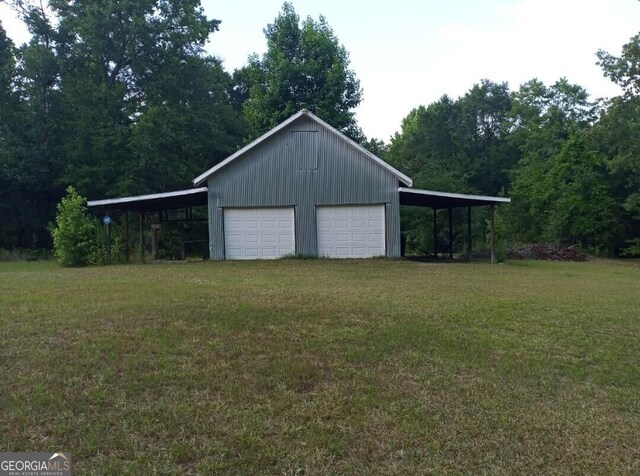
[290,130,318,170]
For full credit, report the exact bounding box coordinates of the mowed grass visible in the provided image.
[1,258,639,474]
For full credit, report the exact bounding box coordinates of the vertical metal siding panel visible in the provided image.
[207,186,225,260]
[207,115,402,258]
[386,186,401,258]
[207,187,215,259]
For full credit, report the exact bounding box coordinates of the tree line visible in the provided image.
[0,1,638,256]
[385,37,639,256]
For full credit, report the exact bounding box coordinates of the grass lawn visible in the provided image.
[1,258,639,474]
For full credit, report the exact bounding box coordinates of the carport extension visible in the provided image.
[87,188,208,262]
[399,188,511,263]
[88,186,511,263]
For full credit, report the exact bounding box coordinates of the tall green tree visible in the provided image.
[0,0,246,249]
[516,133,620,249]
[387,80,517,195]
[242,3,363,139]
[129,56,247,194]
[0,22,21,246]
[596,32,640,253]
[387,97,468,193]
[458,79,517,195]
[385,82,517,255]
[508,78,597,157]
[598,33,640,97]
[0,11,64,248]
[505,78,600,243]
[47,0,239,197]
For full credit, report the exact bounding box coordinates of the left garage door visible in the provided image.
[223,207,295,260]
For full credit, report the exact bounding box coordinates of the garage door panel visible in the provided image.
[316,205,386,258]
[226,247,242,259]
[352,219,366,228]
[227,233,242,246]
[226,220,243,232]
[224,208,295,260]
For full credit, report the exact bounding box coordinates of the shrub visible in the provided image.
[621,238,640,257]
[49,186,101,267]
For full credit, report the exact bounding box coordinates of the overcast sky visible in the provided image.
[1,0,638,140]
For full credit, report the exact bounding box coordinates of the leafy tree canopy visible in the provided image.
[598,33,640,97]
[595,31,640,253]
[0,0,247,248]
[242,3,363,140]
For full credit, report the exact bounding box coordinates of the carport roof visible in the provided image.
[87,186,510,212]
[87,187,208,212]
[399,187,510,208]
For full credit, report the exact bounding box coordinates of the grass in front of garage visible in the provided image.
[1,258,639,473]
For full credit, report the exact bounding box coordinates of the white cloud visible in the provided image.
[357,0,638,140]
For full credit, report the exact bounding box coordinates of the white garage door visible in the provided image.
[224,207,295,260]
[317,205,386,258]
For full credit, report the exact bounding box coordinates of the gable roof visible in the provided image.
[193,109,413,187]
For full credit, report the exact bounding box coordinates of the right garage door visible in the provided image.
[316,205,386,258]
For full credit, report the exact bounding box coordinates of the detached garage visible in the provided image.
[194,109,412,260]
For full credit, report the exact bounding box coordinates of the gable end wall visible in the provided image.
[207,116,401,259]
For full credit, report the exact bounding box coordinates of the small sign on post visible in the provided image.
[103,215,112,265]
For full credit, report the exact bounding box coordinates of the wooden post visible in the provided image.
[179,224,185,260]
[448,208,453,259]
[124,210,129,262]
[432,208,438,258]
[139,211,145,263]
[151,224,160,261]
[489,205,496,264]
[466,206,472,261]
